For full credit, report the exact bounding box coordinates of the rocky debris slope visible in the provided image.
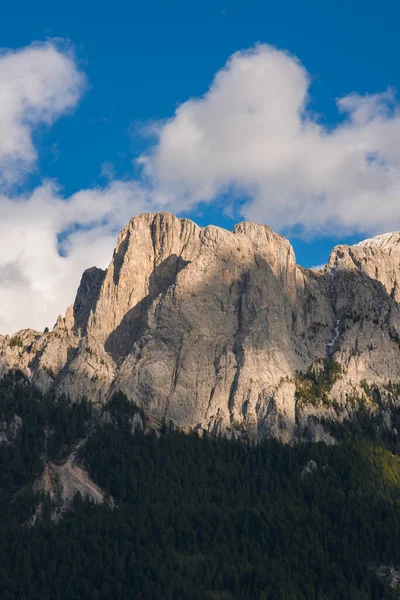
[2,213,400,442]
[32,449,110,521]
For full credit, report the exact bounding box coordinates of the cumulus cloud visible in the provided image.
[140,44,400,237]
[0,41,85,186]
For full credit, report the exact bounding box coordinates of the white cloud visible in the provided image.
[0,41,85,186]
[140,44,400,237]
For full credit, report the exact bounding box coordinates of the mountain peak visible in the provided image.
[354,232,400,251]
[2,212,400,443]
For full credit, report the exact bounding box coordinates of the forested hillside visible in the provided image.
[0,371,400,599]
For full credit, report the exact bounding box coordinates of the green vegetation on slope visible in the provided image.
[295,359,344,407]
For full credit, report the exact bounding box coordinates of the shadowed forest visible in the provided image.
[0,371,400,599]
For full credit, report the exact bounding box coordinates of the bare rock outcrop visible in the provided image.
[2,212,400,441]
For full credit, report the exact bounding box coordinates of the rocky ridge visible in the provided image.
[2,213,400,442]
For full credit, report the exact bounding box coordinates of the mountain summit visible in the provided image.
[2,213,400,442]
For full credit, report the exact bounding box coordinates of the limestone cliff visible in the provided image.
[2,213,400,442]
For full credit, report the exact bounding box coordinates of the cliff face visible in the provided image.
[2,213,400,442]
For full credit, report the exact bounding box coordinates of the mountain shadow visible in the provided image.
[104,254,190,364]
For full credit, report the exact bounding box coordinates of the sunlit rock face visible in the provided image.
[2,213,400,442]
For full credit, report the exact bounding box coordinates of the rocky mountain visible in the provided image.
[2,212,400,442]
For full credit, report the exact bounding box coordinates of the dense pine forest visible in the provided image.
[0,371,400,599]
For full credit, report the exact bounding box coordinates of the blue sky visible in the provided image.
[1,0,400,331]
